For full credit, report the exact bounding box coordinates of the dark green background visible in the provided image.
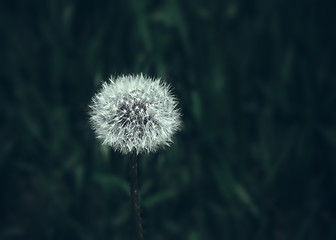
[1,0,335,239]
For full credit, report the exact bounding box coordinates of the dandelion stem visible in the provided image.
[129,151,144,240]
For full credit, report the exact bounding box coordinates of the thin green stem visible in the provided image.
[129,151,144,240]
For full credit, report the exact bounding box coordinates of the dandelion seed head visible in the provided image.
[89,74,182,154]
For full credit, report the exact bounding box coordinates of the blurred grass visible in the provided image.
[0,0,336,239]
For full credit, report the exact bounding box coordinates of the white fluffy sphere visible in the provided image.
[89,74,181,154]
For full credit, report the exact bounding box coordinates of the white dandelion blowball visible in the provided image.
[89,74,182,154]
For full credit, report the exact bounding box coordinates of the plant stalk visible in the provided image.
[129,151,144,240]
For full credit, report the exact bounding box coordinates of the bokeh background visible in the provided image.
[1,0,335,239]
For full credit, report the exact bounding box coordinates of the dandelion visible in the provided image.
[89,74,181,155]
[88,74,182,240]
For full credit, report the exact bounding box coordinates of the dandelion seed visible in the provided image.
[89,74,181,155]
